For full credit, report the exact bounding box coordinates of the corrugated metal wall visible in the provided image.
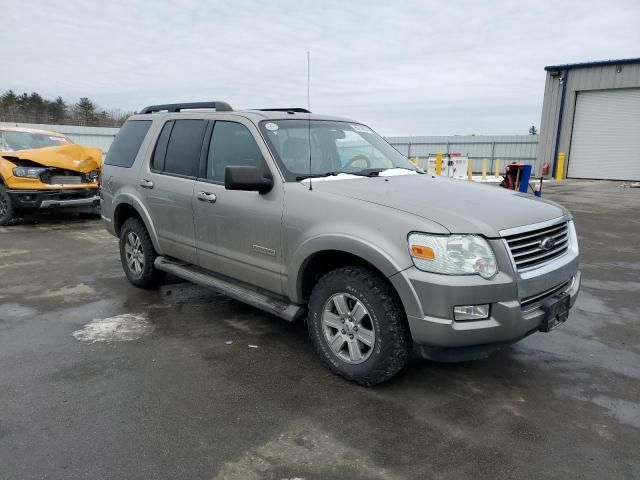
[537,61,640,177]
[385,135,539,173]
[0,121,119,153]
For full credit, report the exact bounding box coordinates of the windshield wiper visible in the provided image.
[348,168,387,177]
[296,171,342,181]
[350,167,424,177]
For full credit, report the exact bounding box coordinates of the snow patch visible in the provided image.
[72,313,153,343]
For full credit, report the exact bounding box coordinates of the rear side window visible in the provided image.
[156,119,207,177]
[152,121,174,171]
[105,120,152,168]
[207,121,264,182]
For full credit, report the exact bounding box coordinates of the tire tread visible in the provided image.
[308,266,412,386]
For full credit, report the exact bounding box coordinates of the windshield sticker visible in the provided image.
[265,122,279,131]
[351,124,373,134]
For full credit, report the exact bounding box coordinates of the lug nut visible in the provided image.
[354,326,359,331]
[341,329,346,334]
[349,334,354,339]
[341,318,345,323]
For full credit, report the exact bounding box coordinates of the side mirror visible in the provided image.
[225,165,273,193]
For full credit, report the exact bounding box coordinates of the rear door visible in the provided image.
[139,118,208,263]
[193,118,285,294]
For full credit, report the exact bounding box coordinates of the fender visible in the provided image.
[287,233,411,304]
[112,192,164,254]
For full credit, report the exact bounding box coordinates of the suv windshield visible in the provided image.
[259,120,416,181]
[0,129,72,152]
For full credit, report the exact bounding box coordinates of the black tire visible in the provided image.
[307,266,412,386]
[119,217,165,288]
[0,184,15,226]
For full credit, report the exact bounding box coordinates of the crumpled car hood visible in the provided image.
[1,144,103,173]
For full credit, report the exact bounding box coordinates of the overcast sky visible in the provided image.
[2,0,639,135]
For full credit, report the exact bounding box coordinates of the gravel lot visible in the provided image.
[1,180,638,480]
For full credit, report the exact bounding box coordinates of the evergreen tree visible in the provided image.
[75,97,97,125]
[0,89,131,126]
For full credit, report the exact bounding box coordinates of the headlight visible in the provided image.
[13,166,46,178]
[408,233,498,279]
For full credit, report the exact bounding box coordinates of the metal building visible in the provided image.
[386,135,538,173]
[537,58,640,181]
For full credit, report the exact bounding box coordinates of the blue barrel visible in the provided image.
[519,164,532,193]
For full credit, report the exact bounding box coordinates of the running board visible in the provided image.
[154,256,304,322]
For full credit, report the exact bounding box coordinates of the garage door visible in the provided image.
[569,88,640,180]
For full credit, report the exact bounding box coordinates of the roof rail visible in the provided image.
[139,101,233,114]
[257,108,311,113]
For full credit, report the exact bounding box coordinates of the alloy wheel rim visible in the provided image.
[321,292,375,364]
[124,232,144,275]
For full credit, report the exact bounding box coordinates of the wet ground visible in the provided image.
[1,180,638,479]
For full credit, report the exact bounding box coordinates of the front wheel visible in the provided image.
[307,266,412,386]
[119,217,165,288]
[0,184,15,226]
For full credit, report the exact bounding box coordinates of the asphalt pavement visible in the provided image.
[0,180,638,480]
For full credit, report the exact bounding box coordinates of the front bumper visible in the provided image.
[7,189,100,211]
[389,243,580,356]
[407,271,579,349]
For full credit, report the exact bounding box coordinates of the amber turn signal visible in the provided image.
[410,245,435,260]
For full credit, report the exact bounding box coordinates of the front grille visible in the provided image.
[40,168,89,185]
[50,175,82,185]
[521,278,573,312]
[504,221,569,271]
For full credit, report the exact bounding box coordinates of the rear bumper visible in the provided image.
[7,189,100,211]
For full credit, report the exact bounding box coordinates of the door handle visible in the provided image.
[196,191,217,203]
[140,179,154,189]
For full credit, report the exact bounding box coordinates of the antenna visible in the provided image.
[307,50,312,191]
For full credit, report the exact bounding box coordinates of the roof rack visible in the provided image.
[257,108,311,113]
[139,101,233,114]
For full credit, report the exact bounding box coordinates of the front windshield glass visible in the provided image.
[0,129,72,152]
[259,120,416,181]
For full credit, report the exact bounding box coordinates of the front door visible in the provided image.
[194,119,284,294]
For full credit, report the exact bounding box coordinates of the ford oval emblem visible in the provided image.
[540,236,556,250]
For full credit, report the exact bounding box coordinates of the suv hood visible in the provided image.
[1,144,103,173]
[312,174,567,237]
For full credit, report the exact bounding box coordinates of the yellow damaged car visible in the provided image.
[0,126,102,225]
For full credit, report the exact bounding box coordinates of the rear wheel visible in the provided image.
[307,266,412,386]
[0,184,15,226]
[119,217,165,288]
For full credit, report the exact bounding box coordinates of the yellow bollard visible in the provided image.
[435,152,443,176]
[556,152,565,180]
[467,159,473,181]
[482,159,487,180]
[494,159,500,178]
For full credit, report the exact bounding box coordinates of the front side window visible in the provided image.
[155,119,207,177]
[207,121,264,182]
[259,120,416,181]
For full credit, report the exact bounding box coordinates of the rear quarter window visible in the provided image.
[105,120,152,168]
